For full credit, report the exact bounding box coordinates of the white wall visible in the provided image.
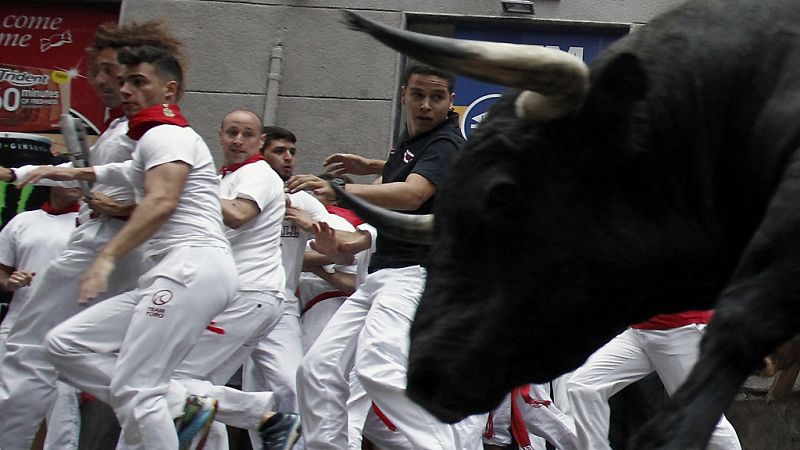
[118,0,686,172]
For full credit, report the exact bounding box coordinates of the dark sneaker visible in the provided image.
[175,394,218,450]
[259,412,301,450]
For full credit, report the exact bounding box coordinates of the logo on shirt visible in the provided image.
[281,224,300,238]
[152,289,173,305]
[403,149,414,163]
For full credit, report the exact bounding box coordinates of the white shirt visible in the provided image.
[0,209,78,333]
[14,117,136,211]
[94,124,228,256]
[354,223,378,288]
[281,190,330,304]
[220,160,285,294]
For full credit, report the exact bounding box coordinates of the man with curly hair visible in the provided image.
[0,21,185,449]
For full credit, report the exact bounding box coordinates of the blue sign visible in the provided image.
[453,23,629,139]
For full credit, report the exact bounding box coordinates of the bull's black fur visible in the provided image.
[342,1,800,448]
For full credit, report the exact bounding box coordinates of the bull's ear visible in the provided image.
[578,52,647,128]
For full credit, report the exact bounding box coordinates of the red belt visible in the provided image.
[300,290,347,316]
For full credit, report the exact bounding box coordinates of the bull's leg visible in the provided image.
[627,346,748,450]
[633,149,800,449]
[631,257,800,448]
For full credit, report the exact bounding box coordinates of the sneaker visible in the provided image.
[175,394,218,450]
[259,412,301,450]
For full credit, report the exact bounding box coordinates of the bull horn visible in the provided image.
[330,183,435,245]
[343,10,589,120]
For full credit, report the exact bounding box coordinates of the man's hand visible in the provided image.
[0,166,15,183]
[324,153,383,176]
[4,271,34,291]
[285,205,316,233]
[285,174,336,201]
[310,222,358,265]
[78,253,115,304]
[87,192,135,217]
[310,221,339,258]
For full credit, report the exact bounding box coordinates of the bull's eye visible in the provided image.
[485,180,519,208]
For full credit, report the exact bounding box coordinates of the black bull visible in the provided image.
[336,1,800,448]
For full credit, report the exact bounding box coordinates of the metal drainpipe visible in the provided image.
[263,44,284,126]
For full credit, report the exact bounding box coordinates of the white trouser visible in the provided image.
[0,333,80,450]
[299,265,484,450]
[484,394,546,450]
[177,291,284,447]
[44,245,237,450]
[115,290,285,448]
[510,384,577,450]
[550,371,574,418]
[244,302,304,449]
[300,295,345,353]
[347,366,413,450]
[177,290,284,446]
[298,283,368,449]
[346,366,370,450]
[43,382,81,450]
[567,325,742,450]
[0,217,143,450]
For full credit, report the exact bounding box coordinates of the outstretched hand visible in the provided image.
[310,221,338,258]
[324,153,377,176]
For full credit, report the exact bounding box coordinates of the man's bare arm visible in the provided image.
[286,173,435,211]
[79,161,189,303]
[308,266,357,295]
[221,197,260,229]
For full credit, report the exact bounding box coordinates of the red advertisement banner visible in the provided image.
[0,3,119,135]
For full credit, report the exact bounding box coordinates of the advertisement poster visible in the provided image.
[0,3,118,226]
[452,23,630,140]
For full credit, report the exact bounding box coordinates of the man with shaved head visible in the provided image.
[162,109,300,449]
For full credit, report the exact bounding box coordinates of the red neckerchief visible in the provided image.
[326,205,364,227]
[41,201,80,215]
[126,103,190,140]
[100,106,125,133]
[219,153,264,177]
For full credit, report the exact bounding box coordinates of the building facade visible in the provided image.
[21,0,685,172]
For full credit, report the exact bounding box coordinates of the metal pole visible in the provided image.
[263,44,284,126]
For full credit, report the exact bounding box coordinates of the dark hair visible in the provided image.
[262,125,297,150]
[402,64,456,93]
[118,45,184,100]
[87,21,185,77]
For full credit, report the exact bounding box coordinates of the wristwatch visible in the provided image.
[330,177,346,191]
[6,168,16,183]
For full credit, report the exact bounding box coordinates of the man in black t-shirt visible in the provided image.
[289,65,487,449]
